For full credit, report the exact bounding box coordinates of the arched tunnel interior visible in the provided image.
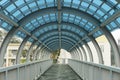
[0,0,120,80]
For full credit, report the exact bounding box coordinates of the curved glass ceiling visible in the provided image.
[0,0,120,51]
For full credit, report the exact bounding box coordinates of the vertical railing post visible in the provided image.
[17,68,20,80]
[5,70,8,80]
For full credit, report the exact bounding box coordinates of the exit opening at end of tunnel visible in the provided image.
[50,49,71,64]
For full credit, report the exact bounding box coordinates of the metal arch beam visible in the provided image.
[0,6,119,66]
[19,7,100,26]
[0,27,19,66]
[32,23,100,62]
[80,46,87,61]
[76,46,83,61]
[76,42,93,62]
[43,36,75,46]
[34,22,94,62]
[41,33,77,44]
[18,25,80,61]
[46,39,72,47]
[14,21,89,64]
[44,36,76,45]
[71,48,80,60]
[101,27,120,67]
[46,39,73,49]
[37,46,47,60]
[32,43,42,61]
[18,5,119,65]
[35,46,45,60]
[72,49,79,59]
[39,29,80,42]
[17,23,82,62]
[28,22,87,37]
[50,42,72,51]
[75,45,87,61]
[16,7,120,63]
[84,43,93,62]
[43,35,76,43]
[16,36,30,64]
[46,38,74,48]
[0,11,18,27]
[0,6,119,63]
[47,39,72,49]
[73,47,82,60]
[47,39,73,47]
[57,0,62,49]
[26,40,38,62]
[41,33,78,45]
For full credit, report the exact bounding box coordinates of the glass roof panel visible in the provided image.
[6,4,16,12]
[15,0,24,6]
[15,30,26,38]
[0,19,13,31]
[0,0,120,50]
[28,38,34,42]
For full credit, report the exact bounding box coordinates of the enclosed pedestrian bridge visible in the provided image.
[0,0,120,80]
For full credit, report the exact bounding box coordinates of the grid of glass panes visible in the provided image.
[63,0,119,22]
[2,0,56,22]
[62,13,95,32]
[0,19,13,31]
[23,13,57,33]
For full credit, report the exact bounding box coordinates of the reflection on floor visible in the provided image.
[38,64,82,80]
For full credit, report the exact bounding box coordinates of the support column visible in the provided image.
[33,44,41,61]
[36,47,42,60]
[0,27,19,66]
[77,46,83,61]
[101,28,120,67]
[84,43,93,62]
[73,48,79,60]
[26,41,37,62]
[81,46,87,61]
[76,47,82,60]
[16,36,30,64]
[91,38,104,64]
[71,50,76,59]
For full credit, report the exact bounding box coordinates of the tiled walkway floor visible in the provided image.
[38,64,82,80]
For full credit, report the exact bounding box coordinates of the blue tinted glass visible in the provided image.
[63,0,71,7]
[116,17,120,23]
[70,14,75,18]
[39,0,45,5]
[101,3,111,11]
[108,0,117,5]
[73,0,80,4]
[64,0,71,3]
[0,0,8,4]
[81,2,89,7]
[106,25,112,31]
[93,0,102,6]
[31,19,36,23]
[21,6,29,12]
[29,2,36,8]
[110,22,117,28]
[13,10,21,17]
[6,4,16,12]
[96,10,104,16]
[2,22,8,27]
[117,4,120,9]
[89,5,97,12]
[15,0,24,6]
[109,10,115,15]
[46,0,54,3]
[82,19,87,23]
